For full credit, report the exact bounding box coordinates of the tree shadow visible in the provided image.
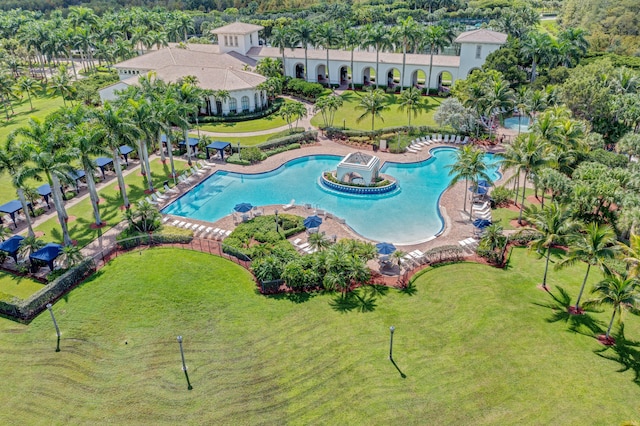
[594,324,640,386]
[398,280,418,296]
[535,285,604,336]
[265,290,318,304]
[329,289,377,313]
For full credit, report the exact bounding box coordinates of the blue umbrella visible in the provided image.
[303,215,323,229]
[477,179,491,188]
[376,242,396,255]
[234,202,253,213]
[469,186,489,195]
[473,218,492,229]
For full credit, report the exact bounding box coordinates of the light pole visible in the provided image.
[274,209,279,233]
[46,303,61,352]
[177,336,193,390]
[389,326,395,360]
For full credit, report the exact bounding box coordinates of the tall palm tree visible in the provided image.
[393,16,421,90]
[557,28,589,67]
[510,133,548,224]
[95,102,141,209]
[585,272,640,341]
[448,145,493,218]
[398,87,422,126]
[17,76,38,111]
[341,26,360,90]
[291,20,314,81]
[521,31,554,82]
[157,98,186,179]
[270,26,292,76]
[423,25,448,93]
[363,23,390,89]
[126,98,158,192]
[557,223,619,312]
[0,139,35,237]
[524,203,578,289]
[355,88,389,131]
[313,22,340,86]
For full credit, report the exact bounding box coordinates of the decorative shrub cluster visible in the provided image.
[198,98,284,123]
[283,78,325,100]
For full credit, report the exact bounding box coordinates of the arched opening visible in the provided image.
[339,65,351,85]
[438,71,453,91]
[316,64,327,83]
[229,97,237,114]
[295,63,305,80]
[387,68,400,88]
[215,100,223,115]
[411,70,426,88]
[241,96,250,112]
[363,67,374,86]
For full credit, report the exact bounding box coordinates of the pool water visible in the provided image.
[503,116,531,132]
[162,148,500,245]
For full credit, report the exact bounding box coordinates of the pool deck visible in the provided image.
[156,137,508,258]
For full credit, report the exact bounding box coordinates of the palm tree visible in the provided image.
[355,88,389,131]
[481,76,515,138]
[270,26,292,76]
[17,76,38,111]
[308,232,331,252]
[73,122,110,227]
[125,98,159,192]
[557,28,589,67]
[584,272,640,341]
[363,23,390,89]
[0,139,35,237]
[524,203,579,289]
[313,22,340,86]
[58,244,84,268]
[95,102,141,209]
[511,133,548,224]
[19,236,45,265]
[291,20,314,81]
[557,223,619,312]
[393,16,421,90]
[49,69,73,106]
[448,145,492,217]
[521,31,554,82]
[341,26,360,90]
[423,25,448,93]
[397,87,422,126]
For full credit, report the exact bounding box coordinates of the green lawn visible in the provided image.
[311,91,443,131]
[0,247,638,424]
[0,270,45,301]
[33,158,186,248]
[0,94,66,205]
[199,104,292,134]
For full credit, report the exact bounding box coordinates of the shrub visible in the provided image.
[257,131,317,150]
[116,231,193,250]
[226,154,251,165]
[198,98,284,123]
[241,147,266,163]
[423,245,464,264]
[284,78,324,100]
[490,185,513,207]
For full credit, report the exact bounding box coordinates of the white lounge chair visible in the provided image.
[171,220,180,226]
[406,147,418,153]
[443,135,450,143]
[282,199,295,210]
[297,242,310,251]
[462,136,470,145]
[292,238,303,247]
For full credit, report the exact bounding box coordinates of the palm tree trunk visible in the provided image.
[142,139,154,192]
[86,170,102,226]
[166,136,176,179]
[574,264,591,309]
[158,129,166,163]
[542,247,551,287]
[184,128,192,166]
[51,174,72,246]
[401,44,406,91]
[375,50,379,89]
[350,50,355,90]
[17,189,35,238]
[427,50,434,93]
[518,171,528,224]
[513,171,520,206]
[326,49,330,86]
[112,147,129,208]
[463,179,469,213]
[606,307,617,338]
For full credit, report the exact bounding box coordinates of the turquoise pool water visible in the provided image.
[503,116,531,132]
[162,148,500,245]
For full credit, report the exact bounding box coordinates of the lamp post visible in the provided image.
[46,303,61,352]
[274,209,279,233]
[389,326,395,360]
[343,118,346,130]
[177,336,193,390]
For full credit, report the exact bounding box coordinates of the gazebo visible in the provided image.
[336,152,381,185]
[0,200,34,228]
[95,157,114,180]
[119,145,134,165]
[0,235,24,262]
[179,137,200,154]
[30,243,63,271]
[205,141,231,160]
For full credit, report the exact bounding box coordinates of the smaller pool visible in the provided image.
[503,116,531,132]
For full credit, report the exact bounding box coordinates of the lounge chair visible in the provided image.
[443,135,450,143]
[282,199,295,210]
[455,135,462,144]
[462,136,470,145]
[171,219,180,226]
[406,147,418,154]
[292,238,303,247]
[431,134,438,141]
[297,242,310,251]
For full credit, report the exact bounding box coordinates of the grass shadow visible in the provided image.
[593,324,640,386]
[329,289,378,313]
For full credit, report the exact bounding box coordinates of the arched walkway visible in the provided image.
[363,67,374,86]
[411,70,426,87]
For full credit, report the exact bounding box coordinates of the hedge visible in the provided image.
[325,125,442,139]
[116,232,194,250]
[197,98,284,123]
[0,258,95,321]
[283,78,325,100]
[256,130,318,150]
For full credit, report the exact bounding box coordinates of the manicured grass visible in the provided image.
[33,158,185,248]
[199,103,293,134]
[214,127,305,147]
[0,247,638,424]
[310,91,443,131]
[0,270,45,301]
[0,94,66,205]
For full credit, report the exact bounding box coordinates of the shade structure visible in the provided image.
[473,218,492,229]
[234,202,253,213]
[95,157,113,179]
[179,137,200,151]
[30,243,63,271]
[303,215,323,229]
[469,185,489,195]
[69,169,86,194]
[477,179,491,188]
[0,235,24,262]
[37,184,52,208]
[376,242,397,255]
[119,145,134,165]
[205,141,231,160]
[0,199,33,228]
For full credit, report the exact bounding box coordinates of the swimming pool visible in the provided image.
[162,148,500,245]
[503,116,531,132]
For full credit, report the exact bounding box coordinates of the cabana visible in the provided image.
[0,200,33,228]
[205,141,231,160]
[0,235,24,262]
[69,170,86,193]
[30,243,63,271]
[178,137,200,154]
[95,157,113,180]
[119,145,134,165]
[37,183,53,209]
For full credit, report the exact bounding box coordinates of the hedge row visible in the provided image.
[325,125,442,139]
[116,232,194,250]
[257,130,318,150]
[0,259,95,321]
[197,98,284,123]
[283,78,324,100]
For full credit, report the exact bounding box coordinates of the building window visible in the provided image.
[250,34,253,44]
[241,96,250,112]
[224,36,228,46]
[475,45,482,59]
[234,36,238,46]
[229,98,237,113]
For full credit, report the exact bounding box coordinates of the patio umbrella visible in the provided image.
[376,242,396,255]
[303,215,323,229]
[234,202,253,213]
[477,179,491,189]
[473,218,492,229]
[469,185,489,195]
